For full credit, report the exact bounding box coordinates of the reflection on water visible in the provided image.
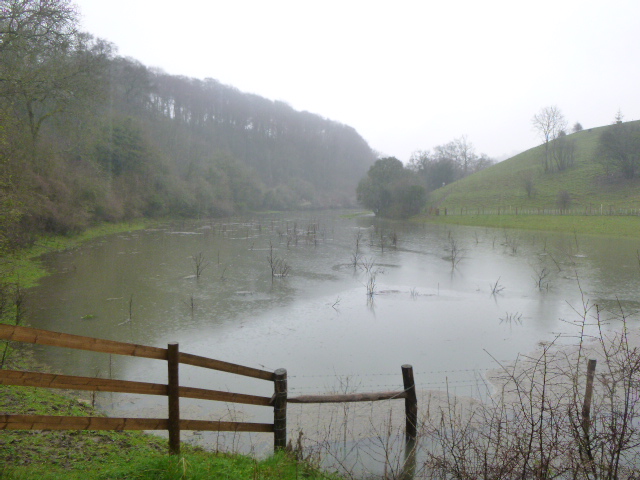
[25,211,640,464]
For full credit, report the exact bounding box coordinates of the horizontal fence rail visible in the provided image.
[0,369,274,406]
[285,364,418,479]
[0,324,274,381]
[0,324,277,454]
[0,414,273,433]
[289,390,408,403]
[1,323,418,470]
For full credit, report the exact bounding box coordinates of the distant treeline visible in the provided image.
[0,0,375,252]
[357,137,494,218]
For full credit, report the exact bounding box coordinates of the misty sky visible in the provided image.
[75,0,640,162]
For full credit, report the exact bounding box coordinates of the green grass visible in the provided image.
[339,211,371,219]
[0,220,151,289]
[416,214,640,238]
[426,122,640,213]
[2,448,337,480]
[416,121,640,236]
[0,384,340,480]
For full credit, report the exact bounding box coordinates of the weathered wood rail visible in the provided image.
[0,324,418,467]
[287,364,418,444]
[0,324,275,454]
[283,364,418,479]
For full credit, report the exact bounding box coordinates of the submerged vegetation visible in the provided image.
[3,211,640,477]
[4,2,640,479]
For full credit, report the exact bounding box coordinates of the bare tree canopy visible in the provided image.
[532,106,568,172]
[532,105,567,144]
[0,0,78,53]
[408,136,493,192]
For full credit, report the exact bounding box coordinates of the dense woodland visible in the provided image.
[0,0,376,253]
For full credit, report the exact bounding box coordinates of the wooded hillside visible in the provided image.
[0,0,375,252]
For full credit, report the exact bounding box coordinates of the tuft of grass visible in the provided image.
[0,386,341,480]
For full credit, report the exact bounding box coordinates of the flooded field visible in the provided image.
[23,211,640,474]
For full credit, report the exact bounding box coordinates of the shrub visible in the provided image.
[557,190,571,211]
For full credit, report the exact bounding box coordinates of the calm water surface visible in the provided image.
[24,211,640,453]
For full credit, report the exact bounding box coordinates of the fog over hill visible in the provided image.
[0,0,376,250]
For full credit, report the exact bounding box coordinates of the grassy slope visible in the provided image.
[427,122,640,213]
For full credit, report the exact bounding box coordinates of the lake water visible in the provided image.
[23,211,640,465]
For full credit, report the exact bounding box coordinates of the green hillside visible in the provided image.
[427,121,640,214]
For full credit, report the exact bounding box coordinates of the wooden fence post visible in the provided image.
[402,365,417,442]
[273,368,287,451]
[401,365,417,480]
[582,359,597,435]
[167,342,180,455]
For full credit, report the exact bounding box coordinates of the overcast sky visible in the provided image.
[74,0,640,162]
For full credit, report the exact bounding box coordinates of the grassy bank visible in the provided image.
[0,220,152,289]
[0,357,337,480]
[0,384,336,480]
[415,213,640,238]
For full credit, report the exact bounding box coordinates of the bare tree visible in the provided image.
[0,0,78,54]
[0,1,112,149]
[532,106,567,172]
[454,134,474,176]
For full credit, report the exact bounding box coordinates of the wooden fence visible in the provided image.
[0,324,417,461]
[0,324,275,455]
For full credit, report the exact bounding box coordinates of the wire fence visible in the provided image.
[288,368,491,398]
[431,206,640,216]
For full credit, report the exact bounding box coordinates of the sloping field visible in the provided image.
[427,121,640,213]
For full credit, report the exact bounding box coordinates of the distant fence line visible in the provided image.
[430,206,640,216]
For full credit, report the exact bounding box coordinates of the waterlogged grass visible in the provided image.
[0,385,164,476]
[0,215,341,479]
[416,213,640,238]
[0,220,151,288]
[339,211,372,219]
[0,385,339,480]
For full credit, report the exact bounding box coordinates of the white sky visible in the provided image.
[74,0,640,162]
